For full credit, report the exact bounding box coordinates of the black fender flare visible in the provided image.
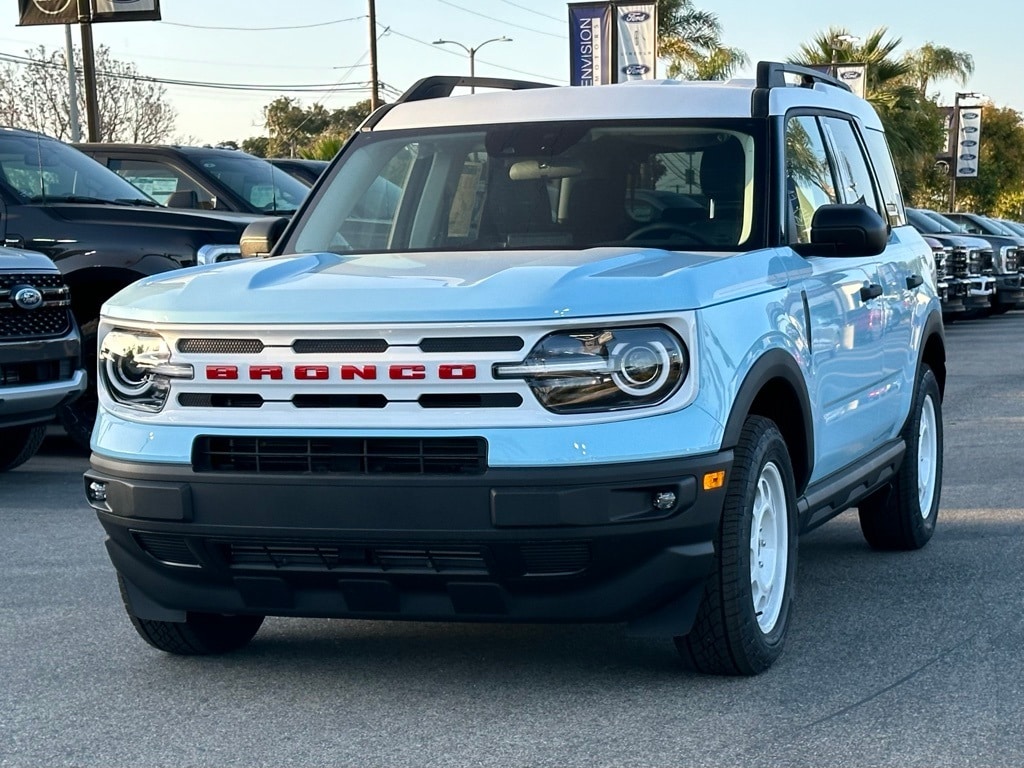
[721,348,814,488]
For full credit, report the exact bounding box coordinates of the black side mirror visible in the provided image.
[240,216,289,258]
[794,204,889,257]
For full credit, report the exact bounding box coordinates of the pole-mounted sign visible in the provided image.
[18,0,161,25]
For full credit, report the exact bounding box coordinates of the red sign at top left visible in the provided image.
[18,0,161,26]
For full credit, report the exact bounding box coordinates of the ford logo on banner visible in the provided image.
[962,112,979,119]
[962,126,978,133]
[959,153,977,161]
[621,11,650,22]
[840,71,861,80]
[622,64,651,76]
[961,139,978,147]
[958,167,976,175]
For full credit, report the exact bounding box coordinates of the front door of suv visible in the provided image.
[785,114,888,478]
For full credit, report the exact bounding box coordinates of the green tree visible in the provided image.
[246,98,372,159]
[948,105,1024,215]
[902,43,974,98]
[657,0,747,80]
[0,44,175,142]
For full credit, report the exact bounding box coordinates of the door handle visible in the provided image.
[906,274,924,289]
[859,283,883,301]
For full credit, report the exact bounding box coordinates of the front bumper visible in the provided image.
[0,336,85,428]
[994,274,1024,308]
[85,449,732,637]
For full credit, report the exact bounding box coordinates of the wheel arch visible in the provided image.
[64,266,148,326]
[721,349,813,494]
[919,310,947,398]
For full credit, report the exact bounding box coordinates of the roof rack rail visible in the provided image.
[395,75,554,104]
[755,61,852,93]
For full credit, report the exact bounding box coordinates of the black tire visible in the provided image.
[58,318,98,452]
[858,365,943,551]
[0,424,47,472]
[118,576,263,655]
[675,416,798,675]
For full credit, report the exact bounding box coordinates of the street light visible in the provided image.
[432,36,513,92]
[830,34,860,77]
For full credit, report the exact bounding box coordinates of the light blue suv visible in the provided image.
[84,63,946,674]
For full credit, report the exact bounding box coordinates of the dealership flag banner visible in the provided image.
[569,2,613,86]
[834,63,866,99]
[18,0,160,26]
[615,2,657,81]
[955,106,982,178]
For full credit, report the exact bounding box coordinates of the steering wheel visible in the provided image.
[626,222,711,245]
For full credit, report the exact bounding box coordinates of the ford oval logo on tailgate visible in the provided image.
[621,11,650,22]
[13,286,43,310]
[622,64,651,76]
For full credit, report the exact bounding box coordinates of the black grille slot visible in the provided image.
[292,339,389,354]
[418,393,523,408]
[193,436,487,475]
[520,542,590,576]
[419,336,524,352]
[132,532,200,566]
[292,394,388,409]
[0,307,72,339]
[223,541,489,575]
[0,272,66,291]
[1,358,73,386]
[178,392,265,408]
[177,338,265,354]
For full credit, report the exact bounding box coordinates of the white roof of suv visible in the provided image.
[371,63,884,132]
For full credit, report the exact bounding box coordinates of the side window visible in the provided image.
[819,117,881,213]
[862,128,906,226]
[107,158,212,208]
[785,115,836,244]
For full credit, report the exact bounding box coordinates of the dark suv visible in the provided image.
[0,127,261,448]
[74,143,309,216]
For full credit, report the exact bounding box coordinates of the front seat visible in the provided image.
[698,138,746,244]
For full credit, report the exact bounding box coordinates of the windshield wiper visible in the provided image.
[114,198,161,207]
[29,194,132,206]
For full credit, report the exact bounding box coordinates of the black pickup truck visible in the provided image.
[0,126,262,448]
[0,245,85,470]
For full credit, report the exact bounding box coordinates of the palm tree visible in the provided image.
[902,43,974,98]
[657,0,748,80]
[789,27,943,193]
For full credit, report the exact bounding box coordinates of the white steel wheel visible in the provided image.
[916,393,938,518]
[750,462,789,634]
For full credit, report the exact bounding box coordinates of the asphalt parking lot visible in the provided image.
[2,311,1023,768]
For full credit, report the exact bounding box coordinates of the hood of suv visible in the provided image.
[37,202,263,236]
[0,244,61,272]
[103,246,793,324]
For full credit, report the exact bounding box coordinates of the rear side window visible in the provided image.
[862,128,907,227]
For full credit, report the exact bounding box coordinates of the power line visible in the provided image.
[158,15,366,32]
[497,0,566,24]
[380,25,565,83]
[435,0,567,40]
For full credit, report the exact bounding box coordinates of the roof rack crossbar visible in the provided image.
[395,75,554,104]
[756,61,852,93]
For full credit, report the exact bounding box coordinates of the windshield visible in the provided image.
[181,150,309,214]
[907,208,954,234]
[0,133,157,205]
[288,120,762,254]
[920,209,969,233]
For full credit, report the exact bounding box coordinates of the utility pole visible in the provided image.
[65,24,80,142]
[368,0,379,110]
[77,0,101,141]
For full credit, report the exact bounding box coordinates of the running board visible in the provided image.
[797,440,906,533]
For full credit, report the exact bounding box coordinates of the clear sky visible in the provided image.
[0,0,1017,146]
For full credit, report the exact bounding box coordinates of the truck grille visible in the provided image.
[950,249,969,279]
[192,435,488,474]
[0,272,73,339]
